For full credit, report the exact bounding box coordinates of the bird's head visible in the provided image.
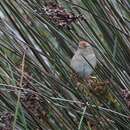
[79,41,91,49]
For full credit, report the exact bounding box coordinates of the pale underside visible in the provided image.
[71,46,97,78]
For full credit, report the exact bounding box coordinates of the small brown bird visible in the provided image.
[71,41,97,79]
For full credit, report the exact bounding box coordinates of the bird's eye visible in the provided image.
[79,41,90,48]
[83,45,89,48]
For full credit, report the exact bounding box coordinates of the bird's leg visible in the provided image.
[85,76,97,83]
[85,76,110,84]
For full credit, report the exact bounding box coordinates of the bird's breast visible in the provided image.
[71,52,97,78]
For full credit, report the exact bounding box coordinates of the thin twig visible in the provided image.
[78,106,87,130]
[13,51,26,130]
[51,97,129,118]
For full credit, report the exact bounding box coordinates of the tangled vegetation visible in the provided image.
[0,0,130,130]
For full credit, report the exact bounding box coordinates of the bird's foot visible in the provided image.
[85,76,97,83]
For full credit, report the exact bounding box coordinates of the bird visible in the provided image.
[71,40,97,80]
